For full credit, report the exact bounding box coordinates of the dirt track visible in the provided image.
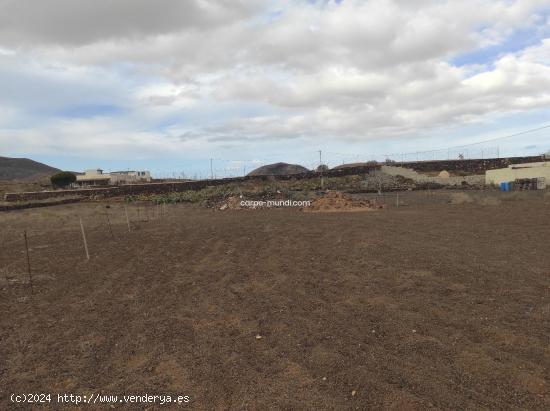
[1,193,549,409]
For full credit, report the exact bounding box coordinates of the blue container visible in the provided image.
[500,181,513,191]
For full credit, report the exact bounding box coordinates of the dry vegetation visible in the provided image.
[0,181,49,202]
[122,174,416,208]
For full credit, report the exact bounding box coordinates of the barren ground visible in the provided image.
[1,191,549,409]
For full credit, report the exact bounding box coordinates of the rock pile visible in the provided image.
[305,191,382,212]
[218,196,241,210]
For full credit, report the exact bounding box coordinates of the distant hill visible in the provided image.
[247,162,309,176]
[332,162,377,170]
[0,156,60,181]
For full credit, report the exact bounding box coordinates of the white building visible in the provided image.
[75,169,151,187]
[485,162,550,187]
[110,170,151,185]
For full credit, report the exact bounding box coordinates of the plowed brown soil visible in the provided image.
[1,194,549,409]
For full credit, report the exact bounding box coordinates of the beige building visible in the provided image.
[75,169,111,187]
[110,170,151,185]
[485,162,550,186]
[75,169,151,187]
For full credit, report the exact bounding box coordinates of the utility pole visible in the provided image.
[210,158,214,180]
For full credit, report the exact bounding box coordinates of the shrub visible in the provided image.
[50,171,76,188]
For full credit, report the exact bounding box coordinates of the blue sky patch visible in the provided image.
[57,104,124,119]
[451,24,549,67]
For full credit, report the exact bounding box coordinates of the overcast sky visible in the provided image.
[0,0,549,177]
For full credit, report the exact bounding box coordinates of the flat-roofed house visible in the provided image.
[74,169,152,187]
[110,170,151,185]
[75,169,111,187]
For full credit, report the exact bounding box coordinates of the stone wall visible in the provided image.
[4,187,116,202]
[381,166,485,187]
[0,197,82,211]
[397,156,544,174]
[4,165,380,202]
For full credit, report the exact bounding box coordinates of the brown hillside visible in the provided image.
[0,156,60,181]
[247,162,309,176]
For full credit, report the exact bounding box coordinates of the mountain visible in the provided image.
[247,162,309,176]
[0,156,60,181]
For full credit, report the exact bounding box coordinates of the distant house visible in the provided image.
[110,170,152,185]
[74,169,151,187]
[75,169,111,187]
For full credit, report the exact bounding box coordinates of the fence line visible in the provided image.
[1,191,546,295]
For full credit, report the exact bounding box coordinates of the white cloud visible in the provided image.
[0,0,261,46]
[0,0,549,162]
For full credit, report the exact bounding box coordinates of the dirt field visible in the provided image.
[1,191,549,409]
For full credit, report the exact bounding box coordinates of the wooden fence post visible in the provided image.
[105,207,115,239]
[79,217,90,260]
[23,230,33,294]
[124,205,131,232]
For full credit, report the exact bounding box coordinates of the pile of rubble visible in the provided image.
[217,196,242,210]
[304,191,383,212]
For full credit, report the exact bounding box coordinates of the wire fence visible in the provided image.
[2,187,548,295]
[149,146,518,179]
[150,124,550,178]
[0,202,174,293]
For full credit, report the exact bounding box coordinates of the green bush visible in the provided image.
[50,171,76,188]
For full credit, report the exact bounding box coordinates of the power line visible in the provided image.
[436,124,550,150]
[153,124,549,178]
[325,124,550,160]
